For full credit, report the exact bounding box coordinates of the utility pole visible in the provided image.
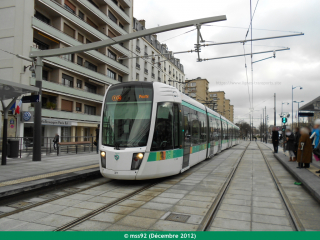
[263,109,265,142]
[274,93,276,127]
[260,114,262,142]
[265,106,267,143]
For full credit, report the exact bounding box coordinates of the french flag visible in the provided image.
[15,100,22,114]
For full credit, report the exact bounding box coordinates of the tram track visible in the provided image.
[0,178,114,219]
[198,142,250,231]
[199,142,305,231]
[256,142,305,231]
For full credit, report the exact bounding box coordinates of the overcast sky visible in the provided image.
[134,0,320,127]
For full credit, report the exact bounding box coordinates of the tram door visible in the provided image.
[182,106,191,169]
[209,116,215,156]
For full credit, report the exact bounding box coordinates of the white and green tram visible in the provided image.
[99,82,240,180]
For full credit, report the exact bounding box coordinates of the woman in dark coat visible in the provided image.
[285,128,295,161]
[293,127,300,161]
[297,127,313,168]
[271,127,279,153]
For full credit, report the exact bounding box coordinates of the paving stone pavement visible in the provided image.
[0,143,248,231]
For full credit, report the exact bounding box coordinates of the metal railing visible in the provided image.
[0,136,97,159]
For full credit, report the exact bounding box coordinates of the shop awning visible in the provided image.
[0,79,39,101]
[299,96,320,112]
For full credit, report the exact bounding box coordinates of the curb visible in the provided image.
[0,168,101,199]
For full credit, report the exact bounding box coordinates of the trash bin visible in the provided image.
[7,139,19,158]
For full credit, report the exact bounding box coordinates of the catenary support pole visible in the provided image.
[33,57,43,161]
[265,106,267,143]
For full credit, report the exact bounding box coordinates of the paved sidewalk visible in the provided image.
[262,142,320,203]
[0,153,100,198]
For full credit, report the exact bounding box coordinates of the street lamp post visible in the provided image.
[292,85,303,128]
[293,100,304,128]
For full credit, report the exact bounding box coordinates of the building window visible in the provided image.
[108,10,117,24]
[107,69,116,80]
[62,74,74,87]
[118,75,123,82]
[107,50,117,60]
[34,11,50,24]
[86,39,92,44]
[108,30,116,38]
[43,70,49,81]
[85,82,97,94]
[86,17,98,29]
[84,105,96,115]
[84,61,97,72]
[78,33,84,43]
[61,99,73,112]
[144,78,147,82]
[88,0,99,8]
[64,0,76,14]
[144,45,147,54]
[119,22,124,29]
[78,10,85,20]
[136,73,139,81]
[77,56,83,66]
[112,0,118,5]
[77,79,82,88]
[63,23,75,38]
[33,38,49,50]
[76,102,82,112]
[61,54,74,62]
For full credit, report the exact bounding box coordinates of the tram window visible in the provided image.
[183,106,191,145]
[151,102,174,151]
[198,113,207,144]
[191,119,200,145]
[173,104,182,148]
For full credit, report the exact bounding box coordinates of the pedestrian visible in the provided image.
[310,119,320,173]
[272,127,279,153]
[285,128,295,161]
[297,127,313,168]
[293,127,301,161]
[53,133,59,150]
[95,124,100,154]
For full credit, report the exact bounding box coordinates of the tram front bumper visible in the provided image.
[100,167,138,180]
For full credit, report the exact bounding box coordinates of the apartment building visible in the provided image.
[131,18,185,92]
[184,78,209,104]
[208,91,234,122]
[0,0,133,141]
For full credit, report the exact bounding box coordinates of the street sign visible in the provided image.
[21,95,40,103]
[299,112,314,117]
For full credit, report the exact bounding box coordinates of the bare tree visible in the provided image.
[236,121,251,138]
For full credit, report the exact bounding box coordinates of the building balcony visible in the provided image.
[120,0,131,8]
[30,78,104,103]
[31,48,119,85]
[136,63,140,70]
[144,69,148,74]
[105,0,130,24]
[32,17,129,74]
[136,46,140,52]
[29,107,100,122]
[77,0,128,35]
[39,0,129,56]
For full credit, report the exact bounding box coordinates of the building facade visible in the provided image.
[131,18,185,92]
[0,0,133,141]
[209,91,234,122]
[184,78,209,104]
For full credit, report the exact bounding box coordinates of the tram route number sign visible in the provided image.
[112,95,149,101]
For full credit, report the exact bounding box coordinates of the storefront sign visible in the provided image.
[41,118,72,126]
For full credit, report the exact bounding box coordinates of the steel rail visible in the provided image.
[256,142,305,231]
[198,142,250,231]
[54,181,161,231]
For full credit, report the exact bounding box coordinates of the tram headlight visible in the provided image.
[131,153,144,170]
[100,151,106,168]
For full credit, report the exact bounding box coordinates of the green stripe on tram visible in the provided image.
[182,101,206,114]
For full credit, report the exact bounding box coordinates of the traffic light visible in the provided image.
[282,117,287,124]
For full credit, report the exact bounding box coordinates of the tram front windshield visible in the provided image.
[102,85,153,148]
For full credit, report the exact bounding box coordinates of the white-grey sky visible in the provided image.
[134,0,320,127]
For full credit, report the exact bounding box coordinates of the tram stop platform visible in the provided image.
[262,142,320,203]
[0,153,100,198]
